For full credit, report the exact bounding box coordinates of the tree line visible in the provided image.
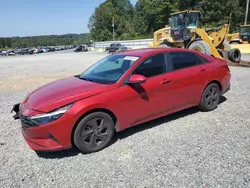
[88,0,249,41]
[0,33,90,49]
[1,0,248,48]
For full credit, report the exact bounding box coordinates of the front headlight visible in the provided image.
[28,103,73,125]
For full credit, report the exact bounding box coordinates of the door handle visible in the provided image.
[161,80,171,84]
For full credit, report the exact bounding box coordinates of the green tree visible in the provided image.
[133,0,178,36]
[88,0,135,41]
[195,0,245,31]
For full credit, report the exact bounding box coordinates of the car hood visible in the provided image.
[20,76,115,115]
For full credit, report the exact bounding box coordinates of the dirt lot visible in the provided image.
[1,51,250,188]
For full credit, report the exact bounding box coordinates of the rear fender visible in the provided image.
[208,58,231,93]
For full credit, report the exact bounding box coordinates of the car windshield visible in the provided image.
[79,54,140,84]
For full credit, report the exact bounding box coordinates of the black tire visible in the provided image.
[228,48,241,63]
[217,49,227,59]
[198,83,221,111]
[73,112,115,154]
[229,41,241,44]
[188,40,211,55]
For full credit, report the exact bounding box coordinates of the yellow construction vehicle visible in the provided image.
[228,25,250,44]
[226,25,250,55]
[149,10,241,63]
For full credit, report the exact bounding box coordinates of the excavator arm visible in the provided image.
[194,28,224,59]
[189,27,241,63]
[207,24,229,48]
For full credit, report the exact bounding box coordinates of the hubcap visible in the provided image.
[81,118,109,148]
[205,86,220,107]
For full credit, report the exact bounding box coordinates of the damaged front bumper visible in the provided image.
[11,103,20,120]
[11,102,72,151]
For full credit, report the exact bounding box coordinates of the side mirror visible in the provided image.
[126,74,147,84]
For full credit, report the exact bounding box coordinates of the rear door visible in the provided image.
[164,51,210,109]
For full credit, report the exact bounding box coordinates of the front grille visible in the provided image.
[20,114,38,129]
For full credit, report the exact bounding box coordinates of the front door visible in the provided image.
[114,53,173,130]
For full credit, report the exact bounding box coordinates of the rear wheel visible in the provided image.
[73,112,115,154]
[198,83,221,111]
[188,40,211,55]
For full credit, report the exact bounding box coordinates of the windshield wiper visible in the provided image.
[75,75,95,82]
[82,77,94,82]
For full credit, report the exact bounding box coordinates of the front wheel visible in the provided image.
[198,83,221,111]
[73,112,115,154]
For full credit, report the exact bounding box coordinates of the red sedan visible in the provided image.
[12,48,231,154]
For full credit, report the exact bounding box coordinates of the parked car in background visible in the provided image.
[17,48,34,55]
[6,50,16,56]
[0,50,8,56]
[73,45,88,52]
[34,48,44,54]
[48,47,55,52]
[55,47,61,51]
[12,48,231,154]
[108,43,128,53]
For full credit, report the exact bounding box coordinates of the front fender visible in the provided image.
[72,101,119,131]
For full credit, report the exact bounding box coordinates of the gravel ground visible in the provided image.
[0,51,250,188]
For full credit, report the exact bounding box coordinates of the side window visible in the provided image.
[169,52,203,71]
[132,53,166,78]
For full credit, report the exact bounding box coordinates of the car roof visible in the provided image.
[114,47,197,58]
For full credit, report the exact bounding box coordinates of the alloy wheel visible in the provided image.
[81,118,109,148]
[204,86,220,108]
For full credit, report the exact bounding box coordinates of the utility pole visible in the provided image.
[229,12,232,32]
[245,0,249,25]
[112,17,115,40]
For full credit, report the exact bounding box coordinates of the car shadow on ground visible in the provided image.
[36,96,227,159]
[114,96,227,140]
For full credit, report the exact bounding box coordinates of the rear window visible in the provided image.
[168,51,209,71]
[195,53,209,63]
[194,51,213,62]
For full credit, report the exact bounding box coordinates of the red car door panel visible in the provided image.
[164,52,210,110]
[117,74,172,127]
[110,53,174,130]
